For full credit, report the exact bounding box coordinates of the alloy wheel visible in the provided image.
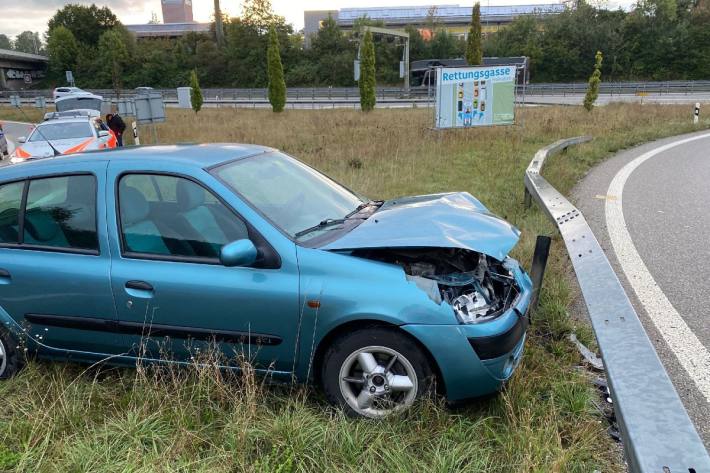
[0,336,7,377]
[338,345,417,418]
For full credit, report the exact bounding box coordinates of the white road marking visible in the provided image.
[606,132,710,404]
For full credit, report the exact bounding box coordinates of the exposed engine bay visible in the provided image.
[352,248,520,324]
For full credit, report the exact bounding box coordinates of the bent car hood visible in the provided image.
[321,192,521,261]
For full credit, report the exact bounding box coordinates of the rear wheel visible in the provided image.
[0,327,23,380]
[321,328,435,418]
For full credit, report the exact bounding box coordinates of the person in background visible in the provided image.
[106,113,126,147]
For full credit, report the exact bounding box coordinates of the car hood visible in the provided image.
[320,192,521,261]
[18,138,95,158]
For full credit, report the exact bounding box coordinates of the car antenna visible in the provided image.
[13,103,61,157]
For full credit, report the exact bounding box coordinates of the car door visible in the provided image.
[106,164,301,374]
[0,162,121,355]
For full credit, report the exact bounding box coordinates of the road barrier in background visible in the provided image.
[524,137,710,472]
[3,80,710,105]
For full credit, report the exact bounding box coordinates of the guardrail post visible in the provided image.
[529,235,551,316]
[524,187,532,208]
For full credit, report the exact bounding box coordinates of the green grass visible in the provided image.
[1,103,708,472]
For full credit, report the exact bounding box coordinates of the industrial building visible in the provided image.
[304,4,565,45]
[126,0,210,39]
[161,0,193,23]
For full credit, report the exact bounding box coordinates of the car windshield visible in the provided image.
[29,122,93,142]
[213,152,365,238]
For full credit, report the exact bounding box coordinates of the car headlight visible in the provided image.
[451,290,502,324]
[10,155,25,164]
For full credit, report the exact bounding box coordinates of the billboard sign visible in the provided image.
[435,66,516,129]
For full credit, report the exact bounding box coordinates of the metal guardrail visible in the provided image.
[524,137,710,472]
[3,81,710,102]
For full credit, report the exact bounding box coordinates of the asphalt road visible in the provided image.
[573,130,710,449]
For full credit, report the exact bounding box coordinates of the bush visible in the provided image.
[267,26,286,113]
[189,69,203,114]
[359,30,376,112]
[583,51,603,112]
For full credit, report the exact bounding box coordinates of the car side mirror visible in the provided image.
[17,136,26,143]
[98,130,109,138]
[220,239,257,267]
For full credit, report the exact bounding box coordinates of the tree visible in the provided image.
[466,3,483,65]
[190,70,203,114]
[47,26,79,83]
[214,0,225,46]
[584,51,603,111]
[47,4,120,46]
[430,30,458,58]
[242,0,284,33]
[0,34,11,50]
[359,30,376,112]
[97,29,130,97]
[267,27,286,112]
[308,16,356,86]
[14,31,42,54]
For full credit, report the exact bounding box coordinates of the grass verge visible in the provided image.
[0,104,707,472]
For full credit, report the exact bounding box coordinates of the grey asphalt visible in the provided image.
[573,130,710,448]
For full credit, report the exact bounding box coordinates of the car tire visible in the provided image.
[0,327,23,380]
[321,327,435,418]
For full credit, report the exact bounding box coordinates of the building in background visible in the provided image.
[0,48,47,90]
[304,4,565,46]
[161,0,194,23]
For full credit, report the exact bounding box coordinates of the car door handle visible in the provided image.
[0,268,11,284]
[125,280,153,291]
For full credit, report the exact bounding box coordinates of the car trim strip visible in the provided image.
[24,313,283,346]
[467,314,528,360]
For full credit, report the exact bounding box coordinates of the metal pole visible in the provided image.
[404,37,410,93]
[528,235,551,315]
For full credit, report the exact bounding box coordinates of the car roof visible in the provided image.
[2,143,274,172]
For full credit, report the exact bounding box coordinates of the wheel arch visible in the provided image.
[311,319,446,395]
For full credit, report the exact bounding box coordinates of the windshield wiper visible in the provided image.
[294,218,347,238]
[344,200,383,218]
[295,201,383,239]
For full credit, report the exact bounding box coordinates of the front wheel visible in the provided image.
[0,327,23,380]
[321,328,435,418]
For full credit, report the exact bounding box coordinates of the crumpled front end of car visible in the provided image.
[351,247,532,401]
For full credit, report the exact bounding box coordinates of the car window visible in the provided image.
[22,175,98,251]
[0,181,24,244]
[118,174,248,260]
[28,122,93,142]
[212,152,363,238]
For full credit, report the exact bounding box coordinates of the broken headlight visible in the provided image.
[451,289,500,324]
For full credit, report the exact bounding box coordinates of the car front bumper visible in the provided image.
[401,259,532,401]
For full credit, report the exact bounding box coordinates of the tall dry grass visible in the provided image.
[0,103,706,472]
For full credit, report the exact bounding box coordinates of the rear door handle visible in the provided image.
[0,269,11,278]
[125,280,153,291]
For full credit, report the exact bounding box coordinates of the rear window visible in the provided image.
[29,122,93,142]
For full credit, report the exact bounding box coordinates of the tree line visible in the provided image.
[37,0,710,91]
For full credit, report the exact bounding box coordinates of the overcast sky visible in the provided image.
[0,0,632,39]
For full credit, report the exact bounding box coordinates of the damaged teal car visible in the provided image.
[0,144,532,418]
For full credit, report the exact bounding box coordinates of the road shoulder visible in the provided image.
[571,130,710,448]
